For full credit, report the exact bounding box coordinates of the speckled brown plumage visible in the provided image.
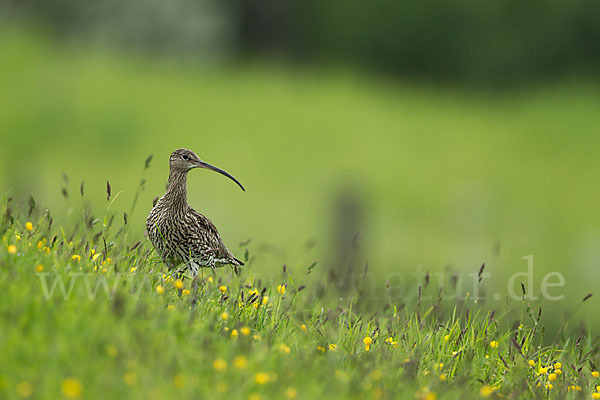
[146,149,244,276]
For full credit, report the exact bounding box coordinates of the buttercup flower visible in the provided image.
[254,372,270,385]
[61,378,82,398]
[233,356,247,369]
[213,359,227,371]
[364,336,372,351]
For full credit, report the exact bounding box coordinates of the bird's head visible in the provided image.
[169,148,245,191]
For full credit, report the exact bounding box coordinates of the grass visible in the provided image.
[2,26,600,322]
[1,174,599,400]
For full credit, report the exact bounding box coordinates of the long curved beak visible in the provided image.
[196,160,245,191]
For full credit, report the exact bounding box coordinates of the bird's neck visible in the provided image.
[164,169,189,210]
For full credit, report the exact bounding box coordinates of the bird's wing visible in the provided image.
[186,207,240,265]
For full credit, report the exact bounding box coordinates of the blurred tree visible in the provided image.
[4,0,600,84]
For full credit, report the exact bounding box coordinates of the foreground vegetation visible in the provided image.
[1,183,598,400]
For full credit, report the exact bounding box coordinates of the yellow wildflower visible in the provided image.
[167,305,175,310]
[207,276,213,283]
[452,351,458,356]
[262,296,269,305]
[221,312,229,320]
[545,384,553,390]
[8,244,17,255]
[329,344,337,351]
[36,264,44,273]
[182,289,190,296]
[277,284,286,295]
[16,381,33,397]
[480,385,492,397]
[213,359,227,371]
[554,362,562,369]
[92,253,100,262]
[173,374,185,388]
[156,285,165,295]
[593,371,600,378]
[230,329,238,338]
[539,367,548,374]
[72,254,81,262]
[249,288,259,296]
[439,374,447,381]
[593,393,600,400]
[219,285,227,293]
[489,341,498,348]
[300,324,307,332]
[254,372,270,385]
[123,372,137,385]
[25,222,33,231]
[317,346,325,353]
[548,373,556,381]
[15,234,21,241]
[233,356,247,369]
[285,387,298,399]
[241,326,251,336]
[130,267,137,273]
[528,360,535,367]
[107,346,118,357]
[175,279,184,289]
[44,246,50,254]
[61,378,82,398]
[37,240,43,249]
[279,344,291,354]
[555,369,562,375]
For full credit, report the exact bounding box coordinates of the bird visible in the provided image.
[146,148,245,287]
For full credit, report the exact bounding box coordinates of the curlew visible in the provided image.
[146,149,245,290]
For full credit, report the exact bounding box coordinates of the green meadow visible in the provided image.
[1,26,600,399]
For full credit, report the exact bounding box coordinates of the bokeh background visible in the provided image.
[2,1,600,330]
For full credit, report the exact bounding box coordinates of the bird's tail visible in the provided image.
[232,257,245,266]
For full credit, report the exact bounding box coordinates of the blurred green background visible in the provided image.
[1,1,599,329]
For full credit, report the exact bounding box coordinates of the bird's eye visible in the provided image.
[182,154,189,160]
